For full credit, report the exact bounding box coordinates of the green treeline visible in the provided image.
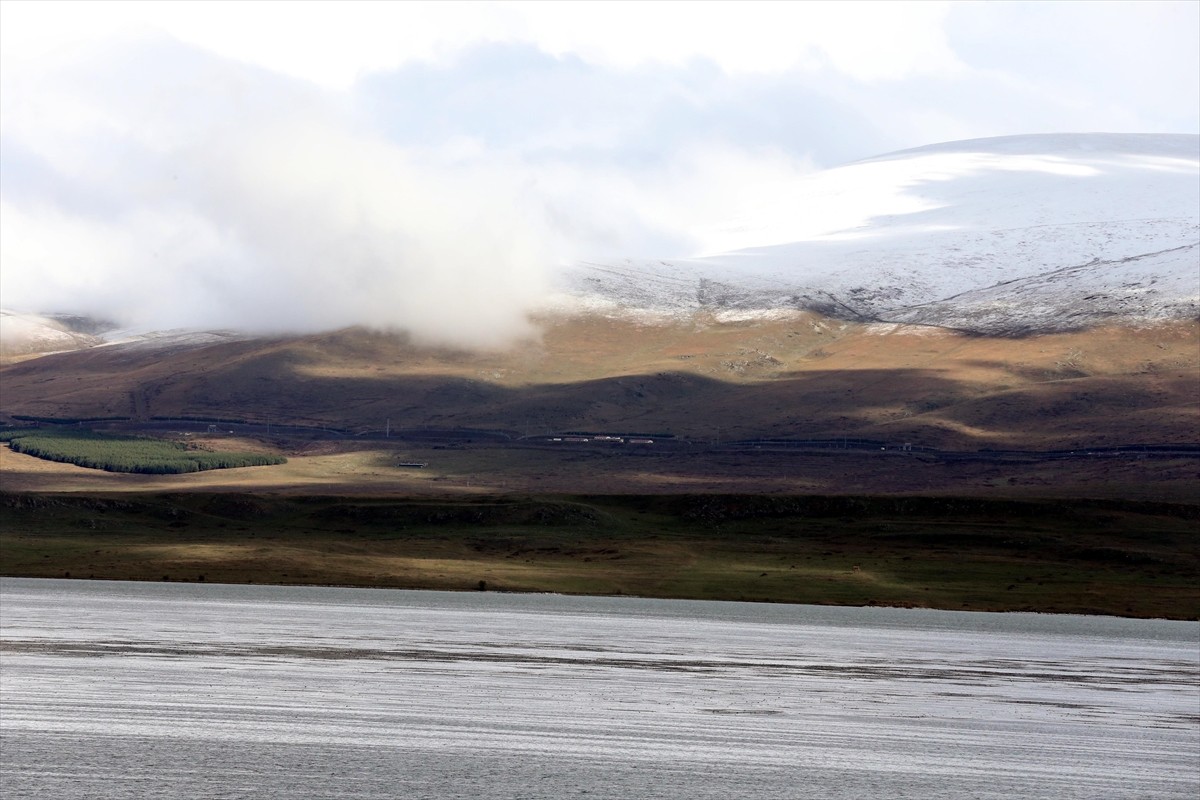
[0,430,285,474]
[12,414,132,424]
[149,415,249,424]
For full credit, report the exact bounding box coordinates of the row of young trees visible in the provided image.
[12,415,131,424]
[0,430,286,474]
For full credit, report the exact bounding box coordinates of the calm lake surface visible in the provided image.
[1,578,1197,799]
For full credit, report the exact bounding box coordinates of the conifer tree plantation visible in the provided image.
[0,429,285,474]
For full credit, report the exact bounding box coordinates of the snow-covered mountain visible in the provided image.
[0,311,105,357]
[0,310,243,358]
[563,133,1199,334]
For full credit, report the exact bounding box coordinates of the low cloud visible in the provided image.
[0,37,829,346]
[0,40,559,346]
[3,131,561,346]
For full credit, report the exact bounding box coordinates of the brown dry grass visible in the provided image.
[4,492,1196,618]
[1,313,1196,461]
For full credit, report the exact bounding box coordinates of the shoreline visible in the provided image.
[3,573,1197,622]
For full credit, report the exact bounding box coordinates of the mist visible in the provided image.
[0,40,557,347]
[0,36,827,348]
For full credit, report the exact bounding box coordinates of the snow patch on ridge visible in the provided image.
[0,310,101,356]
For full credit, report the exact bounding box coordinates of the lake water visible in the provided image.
[1,578,1197,799]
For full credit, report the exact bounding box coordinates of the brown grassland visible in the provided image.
[2,313,1197,618]
[2,313,1197,449]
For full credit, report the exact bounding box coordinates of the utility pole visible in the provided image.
[386,418,390,438]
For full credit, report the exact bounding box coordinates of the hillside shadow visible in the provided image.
[3,331,1197,452]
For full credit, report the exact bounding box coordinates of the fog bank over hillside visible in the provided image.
[0,36,819,348]
[0,39,565,348]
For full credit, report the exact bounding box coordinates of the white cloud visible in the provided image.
[509,1,962,80]
[945,0,1200,135]
[0,36,831,344]
[0,73,565,345]
[2,0,963,88]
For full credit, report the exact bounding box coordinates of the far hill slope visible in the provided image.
[1,315,1196,451]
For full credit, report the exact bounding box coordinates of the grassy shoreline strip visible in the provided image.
[2,492,1196,620]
